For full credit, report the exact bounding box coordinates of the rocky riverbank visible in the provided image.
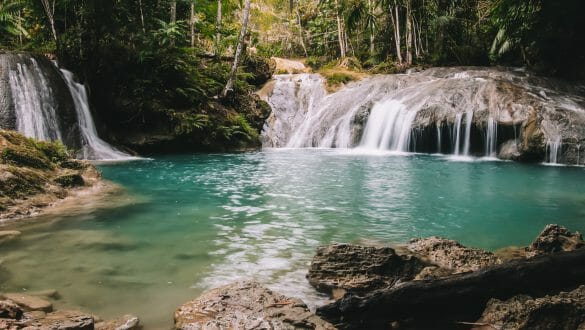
[174,224,585,330]
[0,130,116,224]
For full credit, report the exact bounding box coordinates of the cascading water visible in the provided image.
[60,69,136,160]
[262,66,585,165]
[546,137,562,164]
[359,99,417,152]
[8,58,63,142]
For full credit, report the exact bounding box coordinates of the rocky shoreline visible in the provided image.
[173,224,585,330]
[0,130,120,225]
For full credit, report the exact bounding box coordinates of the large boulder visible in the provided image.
[476,286,585,330]
[174,281,335,330]
[526,224,584,258]
[407,237,502,273]
[307,244,426,296]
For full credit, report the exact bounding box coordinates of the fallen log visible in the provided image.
[317,248,585,329]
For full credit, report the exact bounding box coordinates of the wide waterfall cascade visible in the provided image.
[60,69,136,161]
[8,58,63,142]
[262,67,585,165]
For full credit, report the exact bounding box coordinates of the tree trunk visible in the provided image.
[317,248,585,329]
[221,0,252,98]
[40,0,58,43]
[405,0,412,65]
[170,1,177,23]
[296,8,308,57]
[368,0,375,56]
[215,0,222,56]
[389,2,402,64]
[190,1,196,47]
[334,0,346,58]
[138,0,146,33]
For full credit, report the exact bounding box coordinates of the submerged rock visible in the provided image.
[0,230,21,245]
[307,244,426,296]
[1,293,53,312]
[526,224,584,258]
[476,286,585,330]
[175,281,335,330]
[407,237,502,273]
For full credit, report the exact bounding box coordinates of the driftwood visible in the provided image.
[317,248,585,329]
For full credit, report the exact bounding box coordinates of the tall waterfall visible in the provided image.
[8,58,63,142]
[3,53,135,161]
[60,69,135,160]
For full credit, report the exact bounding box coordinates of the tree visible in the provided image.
[221,0,252,98]
[40,0,58,43]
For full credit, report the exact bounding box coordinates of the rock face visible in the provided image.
[407,236,502,273]
[262,67,585,165]
[307,244,426,296]
[0,300,23,319]
[476,286,585,330]
[175,281,335,330]
[95,314,140,330]
[526,224,584,258]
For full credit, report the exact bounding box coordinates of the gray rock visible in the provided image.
[96,314,140,330]
[407,237,502,273]
[174,281,335,330]
[476,286,585,330]
[526,224,584,258]
[307,244,426,295]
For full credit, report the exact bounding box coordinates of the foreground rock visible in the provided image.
[407,237,502,273]
[317,248,585,329]
[0,130,102,223]
[175,281,335,330]
[476,286,585,329]
[526,224,584,258]
[1,293,52,312]
[307,244,426,296]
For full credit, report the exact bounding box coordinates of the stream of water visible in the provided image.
[1,150,585,328]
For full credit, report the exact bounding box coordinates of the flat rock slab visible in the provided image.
[476,285,585,329]
[2,293,53,312]
[96,314,140,330]
[307,244,426,295]
[175,281,335,330]
[24,310,94,329]
[407,237,502,273]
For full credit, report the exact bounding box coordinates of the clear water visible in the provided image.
[2,150,585,328]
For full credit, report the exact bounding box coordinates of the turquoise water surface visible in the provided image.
[1,149,585,328]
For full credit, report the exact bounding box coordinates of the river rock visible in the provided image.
[0,230,21,245]
[23,310,94,329]
[475,285,585,329]
[174,281,335,330]
[407,237,502,273]
[95,314,140,330]
[307,244,426,296]
[0,299,23,319]
[1,293,53,312]
[526,224,584,258]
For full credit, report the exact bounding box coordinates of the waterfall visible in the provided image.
[59,69,135,160]
[436,122,442,153]
[359,99,417,152]
[8,58,63,142]
[546,137,562,164]
[453,113,463,155]
[485,117,497,157]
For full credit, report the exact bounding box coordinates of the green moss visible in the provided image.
[0,166,45,199]
[54,171,85,187]
[325,72,356,86]
[1,147,53,170]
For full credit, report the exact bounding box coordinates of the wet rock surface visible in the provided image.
[307,244,426,295]
[476,286,585,330]
[1,293,53,312]
[407,236,503,273]
[175,281,335,330]
[526,224,584,258]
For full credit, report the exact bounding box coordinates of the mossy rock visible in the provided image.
[1,147,54,170]
[59,159,87,170]
[0,165,45,198]
[53,171,85,187]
